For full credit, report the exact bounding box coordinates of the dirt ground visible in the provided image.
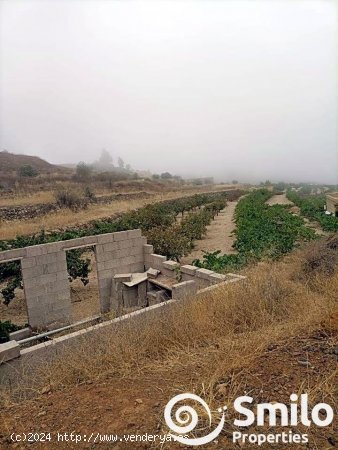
[0,288,28,327]
[266,193,294,206]
[69,251,101,322]
[1,328,337,450]
[181,200,239,265]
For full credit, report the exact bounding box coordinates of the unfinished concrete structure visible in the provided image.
[326,193,338,216]
[0,229,245,367]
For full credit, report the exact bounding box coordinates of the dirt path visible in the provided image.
[266,192,294,206]
[266,192,328,236]
[181,200,238,265]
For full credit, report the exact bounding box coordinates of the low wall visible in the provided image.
[0,272,246,387]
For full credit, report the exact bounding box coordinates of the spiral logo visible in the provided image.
[164,393,226,446]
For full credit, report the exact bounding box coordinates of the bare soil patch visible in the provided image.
[181,200,239,265]
[1,329,336,449]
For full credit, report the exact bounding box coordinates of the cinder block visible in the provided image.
[21,265,44,279]
[195,268,215,280]
[129,262,145,273]
[137,281,147,307]
[46,242,63,253]
[36,252,60,265]
[124,255,136,266]
[96,261,106,272]
[104,259,122,270]
[82,236,98,245]
[9,328,31,341]
[57,271,69,281]
[182,273,195,282]
[56,261,68,271]
[147,268,160,279]
[21,257,36,269]
[22,276,41,289]
[130,237,143,247]
[45,280,69,294]
[39,273,58,284]
[172,280,198,300]
[113,231,129,241]
[99,269,114,279]
[181,265,198,276]
[0,248,25,262]
[208,273,227,284]
[26,245,48,257]
[113,273,132,282]
[163,260,179,270]
[147,289,167,305]
[127,229,142,239]
[99,278,111,290]
[24,284,47,297]
[151,254,167,267]
[97,233,115,244]
[130,246,143,257]
[95,250,116,262]
[122,285,138,307]
[143,244,154,254]
[117,248,132,258]
[102,242,119,253]
[62,237,86,249]
[119,239,133,250]
[0,341,20,364]
[94,244,105,259]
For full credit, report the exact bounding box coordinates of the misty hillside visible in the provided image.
[0,151,64,174]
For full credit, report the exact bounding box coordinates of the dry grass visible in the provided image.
[0,190,55,207]
[3,244,337,407]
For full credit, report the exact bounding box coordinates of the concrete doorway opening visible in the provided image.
[66,247,100,322]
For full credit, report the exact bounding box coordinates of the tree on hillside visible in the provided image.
[118,157,125,169]
[99,149,113,167]
[76,162,92,179]
[161,172,172,179]
[18,164,38,177]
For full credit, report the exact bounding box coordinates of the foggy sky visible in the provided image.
[0,0,337,183]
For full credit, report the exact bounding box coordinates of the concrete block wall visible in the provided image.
[0,229,243,334]
[0,230,146,330]
[152,258,230,290]
[172,280,198,300]
[95,230,145,313]
[21,244,71,330]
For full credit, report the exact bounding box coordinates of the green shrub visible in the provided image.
[18,164,38,177]
[0,320,21,343]
[193,189,316,272]
[286,189,338,232]
[76,162,92,179]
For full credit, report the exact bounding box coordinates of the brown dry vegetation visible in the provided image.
[1,238,337,449]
